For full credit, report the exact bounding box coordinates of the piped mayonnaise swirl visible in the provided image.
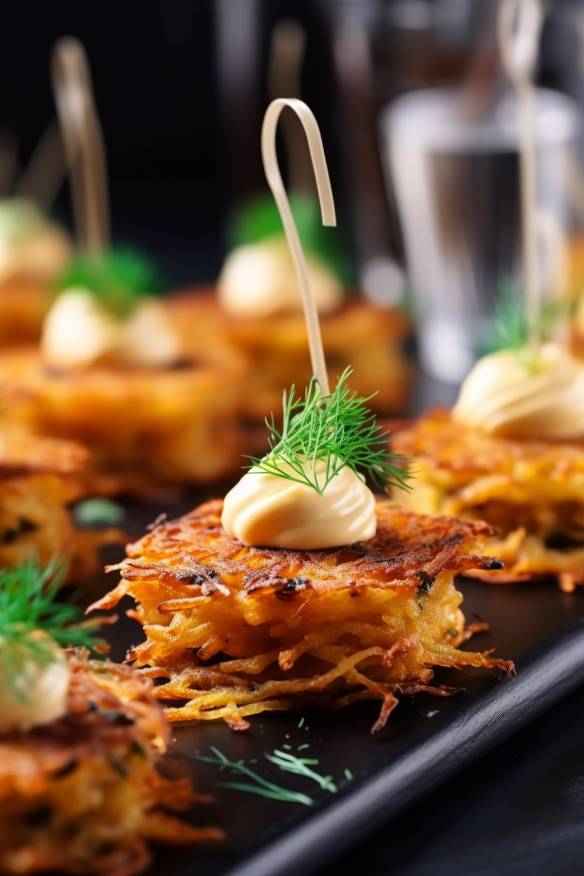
[453,343,584,440]
[42,288,181,370]
[222,456,376,549]
[0,635,70,733]
[218,240,343,317]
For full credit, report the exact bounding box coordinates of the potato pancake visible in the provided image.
[0,277,53,345]
[168,290,411,420]
[393,409,584,591]
[0,650,221,875]
[0,348,245,496]
[92,499,512,732]
[0,430,110,577]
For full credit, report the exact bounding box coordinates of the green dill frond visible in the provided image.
[0,559,98,700]
[194,745,346,804]
[248,368,410,495]
[194,747,314,806]
[486,281,529,354]
[266,750,337,793]
[56,247,164,317]
[483,280,571,356]
[230,194,353,284]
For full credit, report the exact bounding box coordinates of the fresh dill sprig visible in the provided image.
[230,194,353,284]
[194,746,314,806]
[0,559,98,700]
[248,368,410,495]
[483,280,570,356]
[266,750,337,793]
[56,247,164,317]
[486,280,529,354]
[194,745,346,804]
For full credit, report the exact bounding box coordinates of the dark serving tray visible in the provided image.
[87,499,584,876]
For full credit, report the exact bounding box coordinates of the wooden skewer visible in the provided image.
[268,19,311,194]
[261,98,336,394]
[16,120,67,210]
[51,36,110,255]
[498,0,544,351]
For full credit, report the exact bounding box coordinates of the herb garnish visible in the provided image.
[266,749,337,793]
[56,247,164,317]
[0,559,98,700]
[194,744,353,805]
[484,280,569,357]
[486,281,529,354]
[248,368,410,495]
[195,747,314,806]
[74,497,125,527]
[230,194,353,284]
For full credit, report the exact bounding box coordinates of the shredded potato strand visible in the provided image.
[94,500,513,731]
[393,410,584,590]
[0,651,221,875]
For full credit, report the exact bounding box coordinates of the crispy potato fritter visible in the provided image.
[0,430,111,578]
[168,291,411,420]
[393,410,584,591]
[0,348,245,496]
[93,500,512,732]
[0,651,221,876]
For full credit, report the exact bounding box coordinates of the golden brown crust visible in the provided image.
[392,410,584,589]
[0,651,221,875]
[0,429,87,479]
[92,500,512,731]
[0,347,245,495]
[0,278,52,345]
[0,651,171,770]
[99,498,499,603]
[393,408,584,478]
[168,289,411,418]
[0,429,116,578]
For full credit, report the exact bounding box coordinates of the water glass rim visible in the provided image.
[381,86,581,151]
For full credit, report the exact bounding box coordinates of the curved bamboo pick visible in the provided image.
[51,36,110,255]
[498,0,544,350]
[261,98,336,394]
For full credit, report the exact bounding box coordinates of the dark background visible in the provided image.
[3,4,584,873]
[0,1,342,284]
[1,0,581,288]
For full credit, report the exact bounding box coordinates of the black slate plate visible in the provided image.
[87,500,584,876]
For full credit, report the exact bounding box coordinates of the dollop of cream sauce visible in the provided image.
[0,636,70,733]
[0,198,71,283]
[222,456,376,549]
[42,288,181,370]
[453,343,584,440]
[218,239,343,317]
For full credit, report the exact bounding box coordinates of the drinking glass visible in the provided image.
[380,87,582,382]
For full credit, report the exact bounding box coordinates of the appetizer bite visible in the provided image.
[2,38,244,494]
[95,96,511,731]
[169,195,410,421]
[393,0,584,591]
[0,427,112,578]
[94,372,512,732]
[392,2,584,592]
[0,250,244,495]
[0,198,71,344]
[393,342,584,591]
[0,562,219,875]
